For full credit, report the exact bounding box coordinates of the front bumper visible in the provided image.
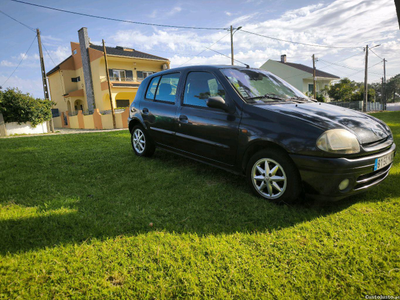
[290,143,396,201]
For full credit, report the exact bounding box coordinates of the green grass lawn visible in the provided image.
[0,111,399,299]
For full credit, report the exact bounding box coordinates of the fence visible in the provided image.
[328,101,383,112]
[53,107,130,130]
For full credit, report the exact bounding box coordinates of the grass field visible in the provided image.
[0,111,399,299]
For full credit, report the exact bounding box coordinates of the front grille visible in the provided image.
[354,164,392,190]
[362,137,388,148]
[361,137,393,154]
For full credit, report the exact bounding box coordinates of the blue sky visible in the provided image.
[1,0,399,98]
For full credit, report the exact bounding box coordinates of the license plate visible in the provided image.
[374,151,394,171]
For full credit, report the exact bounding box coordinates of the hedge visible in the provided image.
[0,88,55,127]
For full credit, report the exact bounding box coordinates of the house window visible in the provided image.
[71,76,80,82]
[116,100,130,108]
[73,49,77,55]
[108,69,133,81]
[308,84,314,93]
[137,71,154,81]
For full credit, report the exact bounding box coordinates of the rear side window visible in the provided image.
[183,72,226,108]
[145,76,160,99]
[155,73,180,103]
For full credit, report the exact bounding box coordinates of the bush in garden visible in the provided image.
[0,88,54,127]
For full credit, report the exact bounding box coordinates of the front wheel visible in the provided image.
[131,125,155,157]
[246,149,302,204]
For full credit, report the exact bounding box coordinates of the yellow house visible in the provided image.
[47,27,170,118]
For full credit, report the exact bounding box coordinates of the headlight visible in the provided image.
[317,129,360,154]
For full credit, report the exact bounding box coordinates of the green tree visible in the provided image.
[0,88,54,127]
[386,74,400,103]
[326,78,358,101]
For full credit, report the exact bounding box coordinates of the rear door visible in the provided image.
[139,73,180,148]
[174,71,241,166]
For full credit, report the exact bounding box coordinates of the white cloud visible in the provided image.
[111,0,400,82]
[167,6,182,16]
[1,60,17,67]
[225,11,232,16]
[0,75,43,97]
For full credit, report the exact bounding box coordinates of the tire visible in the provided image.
[131,125,155,157]
[246,149,302,204]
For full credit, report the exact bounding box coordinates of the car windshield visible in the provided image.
[221,68,310,104]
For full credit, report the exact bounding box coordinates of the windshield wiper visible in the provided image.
[245,93,285,101]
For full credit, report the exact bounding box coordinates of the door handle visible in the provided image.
[178,115,188,122]
[142,108,149,114]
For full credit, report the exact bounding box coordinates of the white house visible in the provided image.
[260,55,340,98]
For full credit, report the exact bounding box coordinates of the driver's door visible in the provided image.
[174,71,240,166]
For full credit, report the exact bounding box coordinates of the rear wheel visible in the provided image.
[246,149,302,204]
[131,125,155,157]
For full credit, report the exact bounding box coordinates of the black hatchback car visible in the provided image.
[128,65,395,203]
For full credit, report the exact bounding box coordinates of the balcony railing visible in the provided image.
[109,76,135,82]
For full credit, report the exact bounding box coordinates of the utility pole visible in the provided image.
[230,25,234,65]
[383,58,387,110]
[36,29,49,100]
[102,39,116,129]
[312,54,316,99]
[363,45,369,112]
[381,77,384,108]
[37,28,54,132]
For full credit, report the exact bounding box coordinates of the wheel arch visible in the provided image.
[129,118,146,134]
[241,140,291,173]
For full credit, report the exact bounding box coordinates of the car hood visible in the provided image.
[259,102,390,144]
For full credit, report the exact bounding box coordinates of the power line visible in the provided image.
[239,29,361,49]
[369,48,383,60]
[179,32,231,66]
[11,0,229,31]
[205,48,249,67]
[0,9,35,32]
[2,34,37,87]
[335,51,364,63]
[345,61,383,78]
[42,43,57,67]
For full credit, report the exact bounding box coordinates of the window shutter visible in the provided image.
[108,69,113,78]
[126,70,133,80]
[137,71,143,78]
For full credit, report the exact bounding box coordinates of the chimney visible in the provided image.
[78,27,95,113]
[281,54,287,63]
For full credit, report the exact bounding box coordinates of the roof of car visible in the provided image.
[148,65,255,76]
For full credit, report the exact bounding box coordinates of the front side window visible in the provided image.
[221,68,309,104]
[183,72,226,108]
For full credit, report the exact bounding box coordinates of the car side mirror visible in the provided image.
[206,96,229,112]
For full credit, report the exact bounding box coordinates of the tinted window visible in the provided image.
[145,76,160,99]
[183,72,226,108]
[155,73,180,103]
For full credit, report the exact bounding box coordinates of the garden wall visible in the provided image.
[56,108,129,130]
[5,121,48,135]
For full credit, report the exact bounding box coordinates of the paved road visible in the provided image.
[387,103,400,111]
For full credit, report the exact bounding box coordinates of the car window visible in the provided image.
[145,76,160,100]
[183,72,226,108]
[155,73,180,103]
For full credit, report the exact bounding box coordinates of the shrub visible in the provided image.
[0,88,54,127]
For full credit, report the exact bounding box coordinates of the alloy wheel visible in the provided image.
[251,158,287,199]
[133,128,146,154]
